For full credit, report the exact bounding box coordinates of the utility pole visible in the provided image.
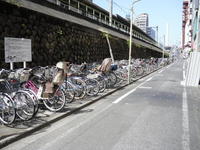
[166,23,169,47]
[109,0,113,26]
[128,7,133,84]
[156,26,158,43]
[128,0,141,84]
[163,35,165,58]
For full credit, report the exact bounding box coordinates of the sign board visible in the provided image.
[4,37,32,63]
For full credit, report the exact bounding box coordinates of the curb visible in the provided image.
[0,67,163,148]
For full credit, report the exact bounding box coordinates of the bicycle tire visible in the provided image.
[105,72,117,88]
[61,81,75,103]
[0,93,16,125]
[85,78,100,96]
[68,77,86,100]
[96,75,106,93]
[13,90,35,121]
[43,88,66,112]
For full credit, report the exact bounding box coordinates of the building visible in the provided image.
[191,0,200,51]
[147,27,156,40]
[134,13,149,33]
[182,0,192,51]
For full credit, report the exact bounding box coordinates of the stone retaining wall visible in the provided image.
[0,1,161,68]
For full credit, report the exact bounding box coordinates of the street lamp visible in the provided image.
[128,0,141,84]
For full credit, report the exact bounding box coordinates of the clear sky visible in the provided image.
[93,0,182,46]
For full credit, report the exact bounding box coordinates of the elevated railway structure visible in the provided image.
[0,0,167,68]
[6,0,165,54]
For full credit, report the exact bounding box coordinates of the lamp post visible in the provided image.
[128,0,141,84]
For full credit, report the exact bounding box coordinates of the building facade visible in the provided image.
[147,27,156,40]
[182,0,192,51]
[191,0,200,51]
[134,13,149,33]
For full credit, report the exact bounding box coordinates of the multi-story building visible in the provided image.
[147,27,156,40]
[134,13,149,33]
[191,0,200,51]
[182,0,192,51]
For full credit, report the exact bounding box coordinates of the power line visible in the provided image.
[103,0,130,16]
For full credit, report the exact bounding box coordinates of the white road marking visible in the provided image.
[183,62,186,80]
[138,86,152,89]
[138,78,145,81]
[158,70,163,73]
[181,62,186,86]
[41,103,113,150]
[182,87,190,150]
[182,61,190,150]
[113,76,153,104]
[146,77,153,81]
[183,70,186,81]
[112,88,136,104]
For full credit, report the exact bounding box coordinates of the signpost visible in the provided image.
[4,37,32,70]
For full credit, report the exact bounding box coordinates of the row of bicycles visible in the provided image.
[0,58,171,125]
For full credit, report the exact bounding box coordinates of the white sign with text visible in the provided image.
[4,37,32,63]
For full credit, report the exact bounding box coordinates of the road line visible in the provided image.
[113,76,153,104]
[146,77,153,81]
[138,86,152,89]
[158,70,163,73]
[181,61,186,86]
[182,87,190,150]
[138,78,145,81]
[183,70,186,81]
[41,103,113,150]
[183,62,186,80]
[112,88,137,104]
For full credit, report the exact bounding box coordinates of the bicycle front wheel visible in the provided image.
[0,93,16,125]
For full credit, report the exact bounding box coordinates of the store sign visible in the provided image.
[4,37,32,63]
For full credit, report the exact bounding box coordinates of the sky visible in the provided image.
[93,0,182,46]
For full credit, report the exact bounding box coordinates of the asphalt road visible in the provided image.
[2,60,200,150]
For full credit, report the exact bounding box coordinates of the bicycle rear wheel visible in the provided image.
[69,77,86,100]
[85,78,100,96]
[13,90,35,121]
[96,76,106,93]
[0,93,16,125]
[105,72,117,88]
[24,89,39,116]
[43,88,66,112]
[61,81,75,103]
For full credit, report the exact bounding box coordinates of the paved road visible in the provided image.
[2,60,200,150]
